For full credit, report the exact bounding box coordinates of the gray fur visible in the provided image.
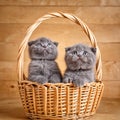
[63,44,96,87]
[28,37,62,84]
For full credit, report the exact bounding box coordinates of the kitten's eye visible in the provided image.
[48,43,51,46]
[37,43,41,45]
[83,51,88,56]
[73,51,77,54]
[37,43,42,46]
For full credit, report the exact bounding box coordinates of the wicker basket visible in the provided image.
[17,12,104,120]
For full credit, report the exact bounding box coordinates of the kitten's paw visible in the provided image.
[72,79,85,87]
[63,77,73,83]
[29,75,48,84]
[37,77,48,84]
[49,74,62,83]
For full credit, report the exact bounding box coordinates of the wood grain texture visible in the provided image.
[103,81,120,98]
[0,80,120,100]
[0,0,120,6]
[0,98,120,120]
[0,42,120,61]
[0,62,120,99]
[99,43,120,61]
[103,61,120,81]
[0,81,19,100]
[0,62,17,81]
[0,23,120,43]
[0,61,120,81]
[0,43,18,61]
[0,6,120,24]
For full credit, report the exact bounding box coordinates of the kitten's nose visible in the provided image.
[78,51,84,56]
[41,43,47,48]
[42,45,47,48]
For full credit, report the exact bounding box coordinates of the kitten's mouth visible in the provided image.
[35,50,43,54]
[43,49,49,55]
[71,56,87,65]
[72,56,82,62]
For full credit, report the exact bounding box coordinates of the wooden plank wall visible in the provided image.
[0,0,120,100]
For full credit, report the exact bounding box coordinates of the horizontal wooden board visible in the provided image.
[0,80,20,100]
[0,61,120,82]
[0,23,120,43]
[0,99,26,120]
[0,6,120,24]
[0,42,19,61]
[0,42,120,61]
[0,0,120,6]
[0,61,28,81]
[0,61,17,81]
[98,98,120,115]
[0,98,120,120]
[102,61,120,81]
[99,43,120,61]
[103,81,120,98]
[0,80,119,100]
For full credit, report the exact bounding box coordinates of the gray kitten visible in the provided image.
[28,37,62,84]
[63,44,96,87]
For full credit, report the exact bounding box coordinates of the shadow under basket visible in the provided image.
[17,12,104,119]
[18,81,104,120]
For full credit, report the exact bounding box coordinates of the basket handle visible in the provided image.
[17,12,102,82]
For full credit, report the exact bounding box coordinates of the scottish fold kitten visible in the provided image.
[28,37,62,84]
[63,44,96,87]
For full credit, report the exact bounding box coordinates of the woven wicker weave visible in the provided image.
[17,12,104,120]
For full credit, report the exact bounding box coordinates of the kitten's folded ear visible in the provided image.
[91,47,96,54]
[28,40,36,46]
[54,42,58,46]
[65,47,71,52]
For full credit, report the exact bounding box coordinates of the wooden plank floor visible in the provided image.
[0,98,120,120]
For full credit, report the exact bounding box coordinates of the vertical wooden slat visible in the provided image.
[43,86,47,115]
[66,86,70,115]
[32,85,37,114]
[84,86,92,114]
[91,84,99,113]
[77,87,81,115]
[55,87,58,115]
[19,83,29,113]
[60,86,62,115]
[95,84,104,111]
[47,86,52,116]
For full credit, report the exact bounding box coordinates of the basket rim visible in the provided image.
[18,80,103,88]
